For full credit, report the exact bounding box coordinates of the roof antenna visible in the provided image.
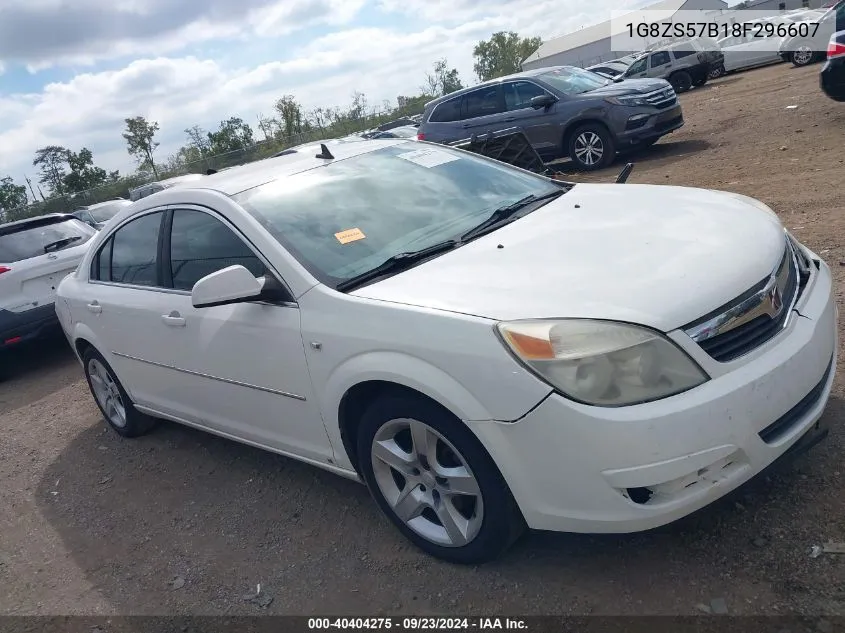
[315,143,335,160]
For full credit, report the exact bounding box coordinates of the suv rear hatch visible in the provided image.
[0,215,96,314]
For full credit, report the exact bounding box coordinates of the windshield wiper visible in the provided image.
[336,239,459,292]
[460,189,564,242]
[43,236,82,253]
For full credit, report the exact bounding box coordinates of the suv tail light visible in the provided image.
[828,40,845,59]
[417,132,426,141]
[0,266,10,275]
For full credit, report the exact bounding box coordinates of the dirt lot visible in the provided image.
[2,62,844,617]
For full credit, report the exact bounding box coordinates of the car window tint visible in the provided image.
[462,87,502,119]
[673,48,696,58]
[169,209,265,291]
[429,97,462,123]
[651,51,671,66]
[109,211,163,286]
[627,57,648,74]
[503,81,548,111]
[0,218,95,262]
[94,237,113,281]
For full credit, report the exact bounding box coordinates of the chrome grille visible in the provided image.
[643,87,677,109]
[684,241,801,363]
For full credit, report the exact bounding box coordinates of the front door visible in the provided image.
[500,80,559,155]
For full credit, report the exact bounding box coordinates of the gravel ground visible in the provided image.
[1,62,844,616]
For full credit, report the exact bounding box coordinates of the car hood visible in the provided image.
[581,78,671,97]
[352,185,786,332]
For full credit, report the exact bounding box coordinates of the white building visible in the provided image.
[522,0,729,70]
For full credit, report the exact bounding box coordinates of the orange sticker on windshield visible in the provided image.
[335,228,366,244]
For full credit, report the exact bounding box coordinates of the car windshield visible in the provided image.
[0,218,95,262]
[235,143,565,287]
[89,202,128,223]
[537,67,609,95]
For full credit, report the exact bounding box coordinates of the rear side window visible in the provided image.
[429,97,462,123]
[0,219,95,263]
[673,48,696,58]
[651,51,671,66]
[168,209,265,291]
[462,86,503,119]
[97,211,164,286]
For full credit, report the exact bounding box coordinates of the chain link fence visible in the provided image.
[1,104,421,224]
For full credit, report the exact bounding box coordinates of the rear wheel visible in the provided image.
[669,70,693,93]
[83,347,156,437]
[357,392,525,564]
[568,123,615,171]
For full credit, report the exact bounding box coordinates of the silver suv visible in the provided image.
[620,38,724,93]
[417,66,683,171]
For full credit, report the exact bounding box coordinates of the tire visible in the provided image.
[669,70,693,93]
[82,347,156,438]
[567,123,615,171]
[357,392,525,564]
[708,64,725,80]
[791,46,816,67]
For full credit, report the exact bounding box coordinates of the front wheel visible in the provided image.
[358,392,525,564]
[791,46,816,67]
[669,70,693,93]
[568,124,616,171]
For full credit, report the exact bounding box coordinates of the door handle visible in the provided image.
[161,311,186,327]
[461,123,470,128]
[87,301,102,314]
[504,117,515,122]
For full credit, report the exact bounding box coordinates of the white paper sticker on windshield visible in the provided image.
[397,148,460,168]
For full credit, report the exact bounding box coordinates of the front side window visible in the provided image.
[626,57,648,75]
[0,218,95,263]
[235,143,565,288]
[462,86,503,119]
[169,209,265,291]
[105,211,164,286]
[503,81,549,111]
[538,67,609,95]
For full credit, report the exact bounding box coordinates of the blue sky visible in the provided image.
[0,0,674,186]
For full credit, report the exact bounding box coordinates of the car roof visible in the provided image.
[173,138,409,196]
[423,66,574,108]
[87,199,131,209]
[0,213,76,235]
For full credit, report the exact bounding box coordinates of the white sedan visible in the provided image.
[56,139,837,563]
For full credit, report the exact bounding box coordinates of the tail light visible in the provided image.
[0,266,10,275]
[416,132,426,141]
[828,40,845,59]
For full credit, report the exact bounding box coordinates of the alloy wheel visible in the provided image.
[370,418,484,547]
[793,47,814,66]
[574,132,604,167]
[88,358,127,428]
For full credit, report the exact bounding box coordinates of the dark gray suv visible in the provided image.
[417,66,683,170]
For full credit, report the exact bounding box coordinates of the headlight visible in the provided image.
[497,319,708,407]
[606,95,650,106]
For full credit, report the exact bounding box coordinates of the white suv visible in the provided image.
[0,214,96,352]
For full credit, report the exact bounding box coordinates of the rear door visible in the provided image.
[459,85,506,138]
[500,80,559,154]
[0,217,96,317]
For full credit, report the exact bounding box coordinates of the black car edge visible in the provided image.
[821,31,845,100]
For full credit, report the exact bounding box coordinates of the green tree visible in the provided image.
[472,31,543,82]
[184,125,212,155]
[63,147,115,193]
[422,58,464,97]
[123,116,160,179]
[274,96,304,139]
[0,176,28,212]
[32,145,70,196]
[207,117,255,154]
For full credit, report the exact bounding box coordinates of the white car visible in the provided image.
[1,214,97,352]
[717,24,784,74]
[56,140,837,563]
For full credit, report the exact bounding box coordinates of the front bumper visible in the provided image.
[0,304,59,349]
[617,104,684,145]
[468,259,837,533]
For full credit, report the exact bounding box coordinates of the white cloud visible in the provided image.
[0,0,647,184]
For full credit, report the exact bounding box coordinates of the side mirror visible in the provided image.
[192,265,265,309]
[530,94,557,109]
